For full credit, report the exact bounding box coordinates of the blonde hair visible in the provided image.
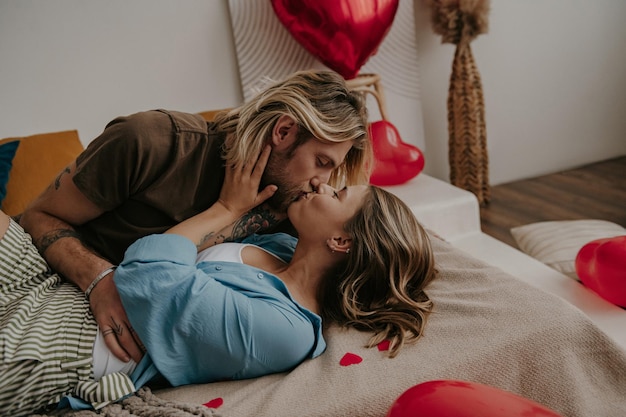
[320,187,437,358]
[214,70,372,186]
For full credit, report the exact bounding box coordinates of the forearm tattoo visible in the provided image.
[54,167,71,190]
[196,206,279,249]
[37,229,82,254]
[232,206,279,240]
[198,231,228,249]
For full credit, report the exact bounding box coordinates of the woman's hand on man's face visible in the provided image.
[218,145,277,218]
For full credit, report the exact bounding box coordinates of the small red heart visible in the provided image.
[368,120,424,186]
[203,398,224,409]
[340,352,363,366]
[377,340,391,351]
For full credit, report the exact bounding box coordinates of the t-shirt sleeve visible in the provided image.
[73,110,176,211]
[115,234,317,386]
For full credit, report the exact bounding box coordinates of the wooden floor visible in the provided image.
[479,156,626,249]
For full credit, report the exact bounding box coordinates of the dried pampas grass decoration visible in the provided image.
[428,0,491,205]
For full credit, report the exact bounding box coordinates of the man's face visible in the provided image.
[262,138,354,212]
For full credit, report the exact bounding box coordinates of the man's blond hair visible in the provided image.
[214,70,372,187]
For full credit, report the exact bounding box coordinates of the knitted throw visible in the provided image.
[31,387,221,417]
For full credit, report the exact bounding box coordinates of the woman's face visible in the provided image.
[288,184,369,239]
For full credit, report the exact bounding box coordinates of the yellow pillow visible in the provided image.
[0,130,84,216]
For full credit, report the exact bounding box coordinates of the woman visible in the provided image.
[0,147,437,415]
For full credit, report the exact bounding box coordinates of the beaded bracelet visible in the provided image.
[85,266,117,301]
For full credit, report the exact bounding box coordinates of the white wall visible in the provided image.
[414,0,626,184]
[0,0,242,144]
[1,0,625,185]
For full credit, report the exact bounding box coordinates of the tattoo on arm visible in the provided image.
[198,232,228,249]
[197,232,215,249]
[231,206,279,240]
[37,229,82,254]
[54,167,72,190]
[195,205,279,249]
[198,232,217,248]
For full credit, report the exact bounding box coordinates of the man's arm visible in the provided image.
[20,161,144,363]
[21,162,107,288]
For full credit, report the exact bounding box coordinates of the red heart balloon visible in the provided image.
[386,380,564,417]
[368,120,424,186]
[575,235,626,308]
[271,0,399,79]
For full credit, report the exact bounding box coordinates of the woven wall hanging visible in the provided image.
[429,0,491,205]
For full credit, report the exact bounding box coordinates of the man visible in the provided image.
[19,70,371,365]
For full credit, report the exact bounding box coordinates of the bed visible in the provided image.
[2,130,625,417]
[151,233,626,417]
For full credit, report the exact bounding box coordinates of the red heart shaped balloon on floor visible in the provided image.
[271,0,399,79]
[576,235,626,308]
[368,120,424,186]
[386,380,564,417]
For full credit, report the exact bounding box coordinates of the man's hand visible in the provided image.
[20,161,144,362]
[89,271,145,363]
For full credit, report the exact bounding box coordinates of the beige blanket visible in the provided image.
[154,236,626,417]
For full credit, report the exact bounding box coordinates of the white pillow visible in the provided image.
[510,219,626,280]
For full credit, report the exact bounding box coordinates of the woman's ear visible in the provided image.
[271,115,298,149]
[326,236,353,254]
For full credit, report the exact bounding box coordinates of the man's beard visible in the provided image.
[261,149,306,213]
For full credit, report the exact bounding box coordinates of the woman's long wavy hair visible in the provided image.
[213,70,372,186]
[319,187,437,358]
